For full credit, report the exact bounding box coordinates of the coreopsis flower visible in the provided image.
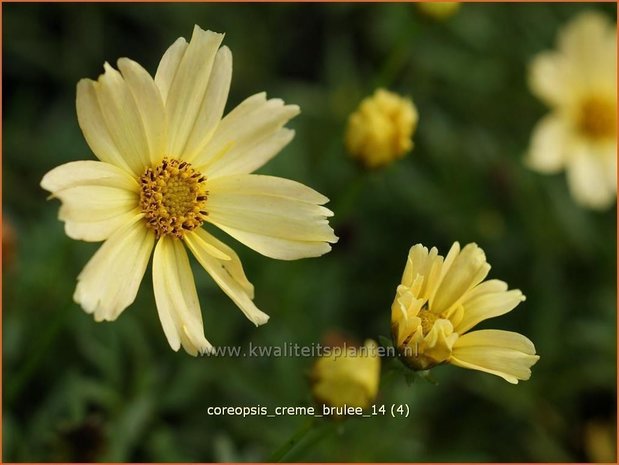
[41,26,337,355]
[417,2,460,20]
[391,242,539,384]
[311,339,381,411]
[527,11,617,210]
[345,89,418,169]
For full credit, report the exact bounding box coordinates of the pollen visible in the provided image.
[419,307,438,334]
[139,158,208,239]
[578,96,616,140]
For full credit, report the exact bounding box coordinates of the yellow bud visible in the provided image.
[311,339,381,413]
[345,89,418,169]
[417,2,461,20]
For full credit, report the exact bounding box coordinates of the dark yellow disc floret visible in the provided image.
[139,158,208,239]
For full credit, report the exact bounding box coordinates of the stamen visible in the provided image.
[139,158,208,239]
[579,96,616,140]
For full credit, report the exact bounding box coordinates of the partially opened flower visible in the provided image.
[41,26,337,355]
[345,89,418,169]
[311,339,381,412]
[527,11,617,210]
[391,242,539,384]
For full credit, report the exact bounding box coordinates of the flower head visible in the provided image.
[391,242,539,384]
[311,339,381,411]
[527,11,617,210]
[345,89,418,169]
[41,26,338,355]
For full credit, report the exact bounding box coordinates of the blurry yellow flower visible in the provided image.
[527,11,617,210]
[311,339,381,411]
[584,420,617,463]
[345,89,418,169]
[40,25,337,356]
[417,2,460,20]
[391,242,539,384]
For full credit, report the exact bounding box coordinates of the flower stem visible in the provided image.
[269,418,316,462]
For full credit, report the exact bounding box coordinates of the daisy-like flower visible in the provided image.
[391,242,539,384]
[527,11,617,210]
[345,89,418,169]
[41,26,337,355]
[311,339,381,412]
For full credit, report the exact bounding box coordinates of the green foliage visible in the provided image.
[3,3,616,462]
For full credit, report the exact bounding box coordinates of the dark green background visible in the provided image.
[3,2,616,462]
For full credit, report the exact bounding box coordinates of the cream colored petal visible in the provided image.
[154,37,188,103]
[205,175,337,260]
[184,228,269,326]
[559,11,617,89]
[73,215,154,322]
[525,114,569,173]
[194,92,300,176]
[77,79,136,174]
[432,243,490,315]
[162,26,224,159]
[450,329,539,384]
[455,288,526,334]
[95,63,154,174]
[64,210,141,242]
[182,46,232,162]
[41,160,139,193]
[41,160,140,241]
[152,235,213,356]
[566,143,617,209]
[528,52,572,108]
[117,58,167,166]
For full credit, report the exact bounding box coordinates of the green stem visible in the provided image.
[269,418,316,462]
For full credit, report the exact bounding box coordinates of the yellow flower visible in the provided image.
[417,2,460,20]
[391,242,539,384]
[345,89,418,169]
[311,339,381,411]
[527,11,617,210]
[40,26,338,356]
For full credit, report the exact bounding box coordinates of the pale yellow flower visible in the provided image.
[345,89,418,169]
[311,339,381,410]
[527,11,617,210]
[391,242,539,384]
[41,26,337,355]
[417,2,460,20]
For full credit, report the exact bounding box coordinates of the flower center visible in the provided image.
[578,96,616,140]
[139,158,208,239]
[419,307,438,334]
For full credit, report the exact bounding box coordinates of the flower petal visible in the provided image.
[566,142,617,209]
[432,243,490,315]
[194,92,300,177]
[455,281,526,334]
[158,26,225,159]
[41,160,140,242]
[525,114,569,173]
[73,215,154,322]
[184,228,269,326]
[117,58,167,166]
[205,175,338,260]
[84,62,154,175]
[182,46,233,162]
[450,329,540,384]
[152,235,213,356]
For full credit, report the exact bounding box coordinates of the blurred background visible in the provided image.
[3,2,616,462]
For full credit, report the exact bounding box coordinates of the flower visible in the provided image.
[41,26,338,356]
[391,242,539,384]
[527,11,617,210]
[345,89,418,169]
[311,339,381,411]
[417,2,460,20]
